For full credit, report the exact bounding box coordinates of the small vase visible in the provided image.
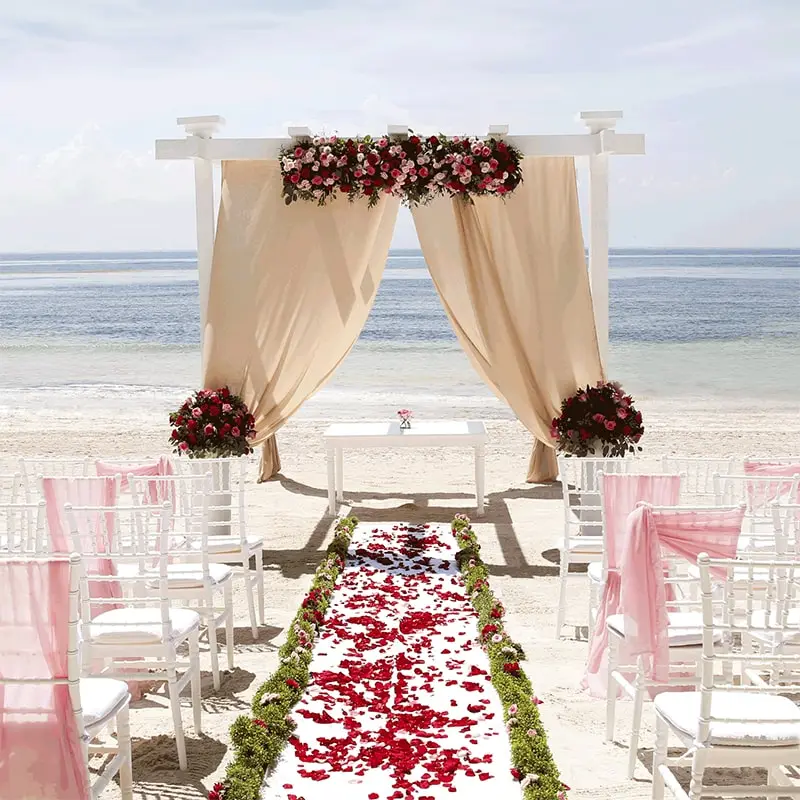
[399,418,411,430]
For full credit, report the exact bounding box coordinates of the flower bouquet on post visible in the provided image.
[169,387,257,536]
[397,409,413,430]
[169,387,256,459]
[550,381,644,457]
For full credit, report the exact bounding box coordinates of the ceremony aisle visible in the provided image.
[258,521,556,800]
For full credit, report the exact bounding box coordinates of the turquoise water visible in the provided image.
[0,249,798,419]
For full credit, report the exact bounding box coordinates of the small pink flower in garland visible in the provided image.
[280,133,523,207]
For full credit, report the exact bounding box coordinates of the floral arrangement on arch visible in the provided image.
[169,387,256,459]
[550,381,644,457]
[280,133,523,207]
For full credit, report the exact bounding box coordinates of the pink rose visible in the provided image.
[604,420,616,431]
[222,403,233,413]
[311,176,323,186]
[179,441,189,451]
[192,408,202,418]
[482,146,491,156]
[592,413,604,423]
[617,408,628,419]
[231,426,241,437]
[418,166,429,178]
[204,423,215,435]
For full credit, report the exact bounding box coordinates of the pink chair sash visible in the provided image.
[0,560,90,799]
[96,456,173,501]
[743,461,800,507]
[42,477,122,618]
[620,504,745,683]
[582,474,681,696]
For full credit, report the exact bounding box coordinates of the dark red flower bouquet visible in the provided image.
[169,386,256,459]
[550,381,644,457]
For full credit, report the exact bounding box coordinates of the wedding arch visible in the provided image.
[155,112,645,483]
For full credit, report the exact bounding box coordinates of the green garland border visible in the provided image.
[210,515,358,800]
[452,514,568,800]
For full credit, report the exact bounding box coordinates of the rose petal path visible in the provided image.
[261,523,518,800]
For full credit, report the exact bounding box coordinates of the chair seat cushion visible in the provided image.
[587,562,604,583]
[607,611,721,647]
[203,534,263,554]
[80,677,129,727]
[89,607,200,644]
[156,562,233,589]
[654,690,800,746]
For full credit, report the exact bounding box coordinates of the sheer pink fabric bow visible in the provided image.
[620,504,744,682]
[743,461,800,507]
[582,474,681,696]
[96,456,174,502]
[42,476,122,618]
[0,560,90,799]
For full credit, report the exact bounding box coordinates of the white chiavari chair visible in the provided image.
[605,503,744,779]
[0,472,23,503]
[0,499,46,554]
[173,455,264,638]
[67,501,202,771]
[660,456,739,501]
[653,552,800,800]
[130,472,235,690]
[19,457,91,500]
[0,553,133,799]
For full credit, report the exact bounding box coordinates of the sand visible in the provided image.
[2,396,800,799]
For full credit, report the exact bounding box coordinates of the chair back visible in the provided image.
[697,553,800,746]
[0,554,90,799]
[67,502,174,640]
[0,500,46,554]
[0,472,23,504]
[20,458,91,500]
[173,456,248,544]
[714,473,800,537]
[597,472,683,577]
[95,455,173,494]
[661,456,739,500]
[771,503,800,558]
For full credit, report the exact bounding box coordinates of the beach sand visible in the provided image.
[2,397,799,799]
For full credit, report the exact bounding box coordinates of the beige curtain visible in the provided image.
[411,157,604,482]
[203,161,400,481]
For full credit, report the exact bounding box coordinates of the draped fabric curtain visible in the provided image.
[203,161,400,481]
[411,157,604,482]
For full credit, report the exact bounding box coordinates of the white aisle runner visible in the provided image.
[261,523,518,800]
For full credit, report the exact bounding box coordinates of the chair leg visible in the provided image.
[555,550,569,638]
[243,552,258,639]
[628,664,646,779]
[606,633,618,742]
[255,545,265,626]
[652,715,668,800]
[224,580,235,670]
[189,629,202,735]
[166,664,188,771]
[207,605,221,691]
[688,753,706,800]
[117,702,134,800]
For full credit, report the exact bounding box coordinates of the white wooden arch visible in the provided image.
[155,111,645,369]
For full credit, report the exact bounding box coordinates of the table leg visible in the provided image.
[326,447,336,516]
[475,444,486,516]
[335,447,344,502]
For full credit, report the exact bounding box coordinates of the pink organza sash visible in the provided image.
[743,461,800,507]
[621,504,745,682]
[42,477,122,618]
[0,560,90,799]
[582,474,681,696]
[96,456,173,501]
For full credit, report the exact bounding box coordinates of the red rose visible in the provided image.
[503,661,520,674]
[208,405,220,417]
[187,419,197,430]
[252,718,268,729]
[511,768,521,780]
[285,678,300,690]
[170,430,179,440]
[623,425,632,435]
[429,135,439,145]
[340,183,351,193]
[367,152,379,165]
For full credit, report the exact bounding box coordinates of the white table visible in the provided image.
[323,420,487,516]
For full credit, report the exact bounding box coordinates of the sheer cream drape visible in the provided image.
[412,157,604,481]
[203,161,400,480]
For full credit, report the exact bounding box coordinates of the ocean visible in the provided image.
[1,249,798,422]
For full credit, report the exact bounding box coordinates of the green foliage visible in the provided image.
[452,515,568,800]
[214,516,358,800]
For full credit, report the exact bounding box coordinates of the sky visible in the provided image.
[1,0,799,252]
